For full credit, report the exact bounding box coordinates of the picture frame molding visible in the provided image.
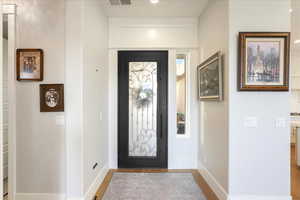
[238,32,290,91]
[16,48,44,81]
[197,51,223,101]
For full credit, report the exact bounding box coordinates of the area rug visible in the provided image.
[102,172,207,200]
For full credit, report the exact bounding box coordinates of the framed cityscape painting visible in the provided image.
[238,32,290,91]
[16,49,44,81]
[197,51,223,101]
[40,84,64,112]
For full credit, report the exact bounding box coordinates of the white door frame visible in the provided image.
[3,4,17,200]
[108,48,199,169]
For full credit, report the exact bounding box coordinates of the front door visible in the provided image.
[118,51,168,168]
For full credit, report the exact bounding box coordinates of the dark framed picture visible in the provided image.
[197,51,223,101]
[40,84,64,112]
[16,49,44,81]
[238,32,290,91]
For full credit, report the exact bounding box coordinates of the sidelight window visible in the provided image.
[176,54,188,135]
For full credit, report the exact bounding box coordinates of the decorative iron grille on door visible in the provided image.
[128,62,157,157]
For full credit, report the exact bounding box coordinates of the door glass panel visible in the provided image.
[176,54,187,135]
[128,62,157,157]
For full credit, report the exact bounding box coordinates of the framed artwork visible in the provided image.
[238,32,290,91]
[197,51,223,101]
[16,49,43,81]
[40,84,64,112]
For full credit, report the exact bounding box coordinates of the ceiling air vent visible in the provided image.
[109,0,131,5]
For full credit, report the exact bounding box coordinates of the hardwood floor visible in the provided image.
[292,146,300,200]
[95,169,219,200]
[191,170,219,200]
[95,170,114,200]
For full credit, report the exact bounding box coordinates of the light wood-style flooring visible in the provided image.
[292,146,300,200]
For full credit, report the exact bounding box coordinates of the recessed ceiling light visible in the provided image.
[148,29,157,39]
[150,0,159,4]
[289,8,293,13]
[295,40,300,44]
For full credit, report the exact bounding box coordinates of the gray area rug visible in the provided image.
[102,173,207,200]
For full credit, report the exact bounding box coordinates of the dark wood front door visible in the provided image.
[118,51,168,168]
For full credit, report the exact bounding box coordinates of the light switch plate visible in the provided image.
[99,112,103,121]
[244,117,258,128]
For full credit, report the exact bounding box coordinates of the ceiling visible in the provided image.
[99,0,209,17]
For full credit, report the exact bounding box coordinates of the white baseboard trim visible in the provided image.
[15,193,66,200]
[199,162,292,200]
[228,195,292,200]
[198,165,228,200]
[84,163,109,200]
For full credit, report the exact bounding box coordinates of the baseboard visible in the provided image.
[84,163,109,200]
[199,165,291,200]
[15,193,66,200]
[228,195,292,200]
[199,165,228,200]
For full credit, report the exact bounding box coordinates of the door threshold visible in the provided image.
[113,169,195,173]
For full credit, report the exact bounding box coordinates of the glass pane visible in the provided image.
[3,19,9,196]
[176,55,186,135]
[128,62,157,157]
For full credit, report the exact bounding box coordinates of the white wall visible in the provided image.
[65,0,84,198]
[291,0,300,112]
[2,0,109,199]
[109,17,199,49]
[65,0,109,199]
[2,0,66,196]
[228,0,291,198]
[198,0,229,198]
[108,17,199,169]
[290,91,300,112]
[82,0,109,195]
[291,55,300,92]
